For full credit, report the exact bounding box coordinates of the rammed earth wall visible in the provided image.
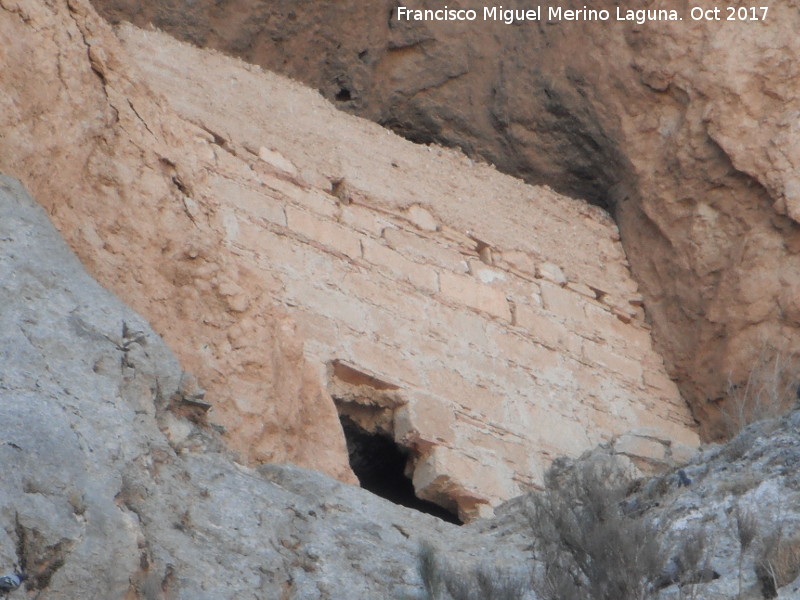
[118,26,699,519]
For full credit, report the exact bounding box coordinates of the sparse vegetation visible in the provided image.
[526,459,667,600]
[717,471,764,497]
[417,420,800,600]
[674,527,716,600]
[729,505,800,600]
[722,348,799,438]
[418,457,713,600]
[755,526,800,599]
[417,541,530,600]
[734,505,758,599]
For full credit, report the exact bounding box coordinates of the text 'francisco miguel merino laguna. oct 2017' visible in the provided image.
[395,5,770,25]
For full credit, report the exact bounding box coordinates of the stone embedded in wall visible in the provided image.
[404,204,439,232]
[257,146,299,177]
[328,360,404,437]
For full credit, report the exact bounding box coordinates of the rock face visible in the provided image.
[4,1,800,596]
[3,169,800,598]
[92,0,800,437]
[0,0,354,483]
[0,0,701,519]
[117,23,699,518]
[482,409,800,600]
[0,174,495,599]
[648,413,800,599]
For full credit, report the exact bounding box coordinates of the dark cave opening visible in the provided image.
[339,416,461,524]
[335,87,352,101]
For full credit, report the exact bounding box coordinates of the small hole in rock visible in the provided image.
[339,415,461,524]
[335,88,352,102]
[329,178,351,204]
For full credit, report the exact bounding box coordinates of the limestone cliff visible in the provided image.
[3,1,800,595]
[0,175,473,598]
[0,0,701,519]
[115,23,700,518]
[2,174,799,598]
[0,0,354,483]
[92,0,800,437]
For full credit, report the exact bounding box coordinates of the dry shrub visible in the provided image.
[721,429,754,462]
[734,505,759,599]
[417,542,530,600]
[756,529,800,599]
[526,459,667,600]
[735,506,758,554]
[722,349,799,438]
[419,457,719,600]
[731,507,800,599]
[673,526,718,600]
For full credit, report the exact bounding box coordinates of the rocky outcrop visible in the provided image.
[93,0,800,437]
[0,0,701,518]
[0,174,489,599]
[4,1,800,595]
[116,24,700,518]
[648,412,800,599]
[488,408,800,600]
[0,0,354,482]
[5,170,800,599]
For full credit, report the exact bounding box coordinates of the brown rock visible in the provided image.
[0,0,355,483]
[113,23,703,513]
[0,0,706,518]
[92,0,800,438]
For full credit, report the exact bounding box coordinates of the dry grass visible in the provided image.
[734,505,759,599]
[756,529,800,599]
[735,506,758,553]
[526,460,666,600]
[721,348,799,438]
[675,526,718,600]
[417,542,530,600]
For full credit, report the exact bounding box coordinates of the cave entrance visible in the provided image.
[339,415,460,523]
[329,360,461,524]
